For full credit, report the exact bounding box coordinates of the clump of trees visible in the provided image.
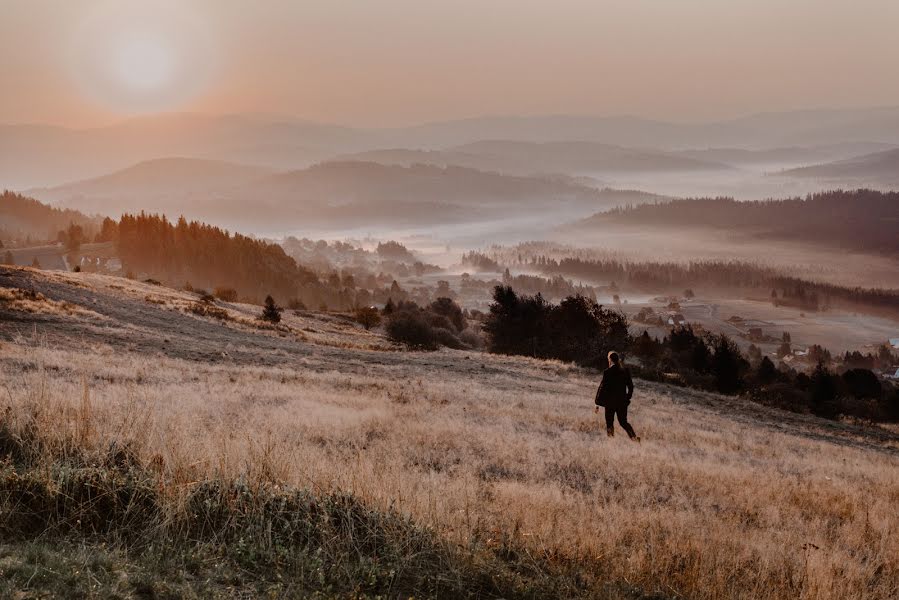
[104,213,319,305]
[480,285,898,422]
[0,191,98,244]
[630,326,899,422]
[385,297,476,350]
[484,286,629,368]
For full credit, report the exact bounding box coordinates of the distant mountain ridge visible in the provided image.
[7,106,899,189]
[32,157,272,196]
[336,140,729,176]
[29,160,665,231]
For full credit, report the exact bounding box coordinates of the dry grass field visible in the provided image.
[1,266,898,598]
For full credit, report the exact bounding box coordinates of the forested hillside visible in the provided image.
[100,214,319,302]
[0,191,98,245]
[577,189,899,255]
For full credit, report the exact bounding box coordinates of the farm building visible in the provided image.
[667,313,687,326]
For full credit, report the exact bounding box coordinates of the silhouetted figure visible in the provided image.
[594,351,639,441]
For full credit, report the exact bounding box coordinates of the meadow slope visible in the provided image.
[1,267,897,599]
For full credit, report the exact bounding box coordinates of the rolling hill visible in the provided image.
[32,157,272,197]
[336,140,730,176]
[677,142,898,169]
[0,190,99,243]
[29,160,665,231]
[779,148,899,186]
[568,189,899,256]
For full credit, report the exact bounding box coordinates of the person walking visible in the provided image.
[594,351,639,441]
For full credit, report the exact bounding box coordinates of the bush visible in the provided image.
[355,306,382,330]
[189,302,230,320]
[458,327,485,350]
[386,310,438,350]
[214,287,239,302]
[432,327,465,350]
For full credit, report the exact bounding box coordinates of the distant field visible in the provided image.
[1,267,897,598]
[621,295,899,355]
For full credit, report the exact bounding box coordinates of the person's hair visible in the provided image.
[608,351,620,364]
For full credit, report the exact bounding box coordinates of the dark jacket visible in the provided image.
[595,364,634,408]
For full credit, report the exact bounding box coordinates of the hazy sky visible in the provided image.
[3,0,899,128]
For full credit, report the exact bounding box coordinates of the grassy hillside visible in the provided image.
[1,266,897,599]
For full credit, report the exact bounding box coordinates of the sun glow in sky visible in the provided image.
[2,0,899,127]
[67,0,216,115]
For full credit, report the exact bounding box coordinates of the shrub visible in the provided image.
[432,327,465,350]
[386,310,438,350]
[287,298,307,310]
[458,327,485,350]
[355,306,382,330]
[189,302,230,320]
[214,287,239,302]
[261,295,282,323]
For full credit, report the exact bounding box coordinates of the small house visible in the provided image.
[667,313,687,326]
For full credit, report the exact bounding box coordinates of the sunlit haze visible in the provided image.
[2,0,899,127]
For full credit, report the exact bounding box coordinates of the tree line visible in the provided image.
[482,286,899,422]
[0,191,98,246]
[99,214,318,303]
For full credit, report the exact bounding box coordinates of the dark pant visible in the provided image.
[605,404,637,438]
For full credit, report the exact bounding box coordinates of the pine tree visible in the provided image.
[261,295,282,323]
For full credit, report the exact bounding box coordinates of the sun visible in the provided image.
[113,34,176,92]
[68,1,215,115]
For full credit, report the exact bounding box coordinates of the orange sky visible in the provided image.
[3,0,899,128]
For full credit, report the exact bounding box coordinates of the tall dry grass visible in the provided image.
[1,339,897,599]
